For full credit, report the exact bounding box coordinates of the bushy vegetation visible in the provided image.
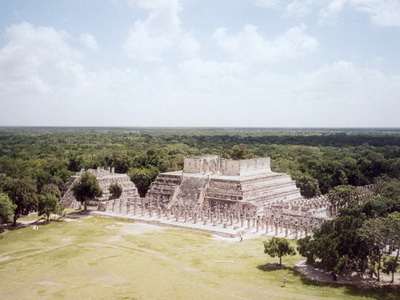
[297,178,400,282]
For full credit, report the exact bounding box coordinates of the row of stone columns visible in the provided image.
[103,198,324,238]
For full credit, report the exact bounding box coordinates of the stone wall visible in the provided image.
[222,157,271,176]
[183,156,220,174]
[182,156,271,176]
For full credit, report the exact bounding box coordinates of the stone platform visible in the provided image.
[89,211,240,238]
[88,200,315,240]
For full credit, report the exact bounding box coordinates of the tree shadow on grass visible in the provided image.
[257,263,291,272]
[290,266,400,300]
[0,217,63,234]
[343,284,400,300]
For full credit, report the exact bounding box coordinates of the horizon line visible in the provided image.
[1,126,400,130]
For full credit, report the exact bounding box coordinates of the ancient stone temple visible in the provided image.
[145,156,303,212]
[60,167,140,209]
[89,156,348,239]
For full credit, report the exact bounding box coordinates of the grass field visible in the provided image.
[0,216,398,300]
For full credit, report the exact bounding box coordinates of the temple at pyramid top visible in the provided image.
[183,156,271,176]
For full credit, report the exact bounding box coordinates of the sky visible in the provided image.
[0,0,400,127]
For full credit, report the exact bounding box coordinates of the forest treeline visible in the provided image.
[0,127,399,198]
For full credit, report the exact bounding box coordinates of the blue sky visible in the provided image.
[0,0,399,127]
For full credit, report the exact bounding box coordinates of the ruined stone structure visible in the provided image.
[65,157,373,239]
[60,167,140,209]
[146,156,303,213]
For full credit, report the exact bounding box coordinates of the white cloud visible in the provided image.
[122,0,199,61]
[286,0,318,18]
[254,0,281,9]
[0,22,83,98]
[114,0,180,11]
[319,0,347,25]
[212,24,318,64]
[178,58,247,78]
[351,0,400,27]
[79,33,99,51]
[123,17,175,61]
[1,23,399,127]
[255,0,400,28]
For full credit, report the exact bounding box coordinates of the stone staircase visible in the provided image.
[167,176,208,207]
[59,175,80,209]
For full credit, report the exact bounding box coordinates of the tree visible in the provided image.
[298,211,369,273]
[109,182,122,200]
[374,177,400,201]
[263,237,296,266]
[296,235,315,264]
[3,178,38,226]
[0,193,16,224]
[359,212,400,282]
[327,185,363,207]
[358,217,389,281]
[230,145,252,160]
[383,257,399,284]
[385,212,400,283]
[40,183,61,199]
[0,173,8,191]
[295,174,321,198]
[71,172,102,211]
[38,194,60,221]
[68,154,83,172]
[128,166,159,197]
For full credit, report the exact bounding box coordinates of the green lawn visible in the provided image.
[0,217,398,300]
